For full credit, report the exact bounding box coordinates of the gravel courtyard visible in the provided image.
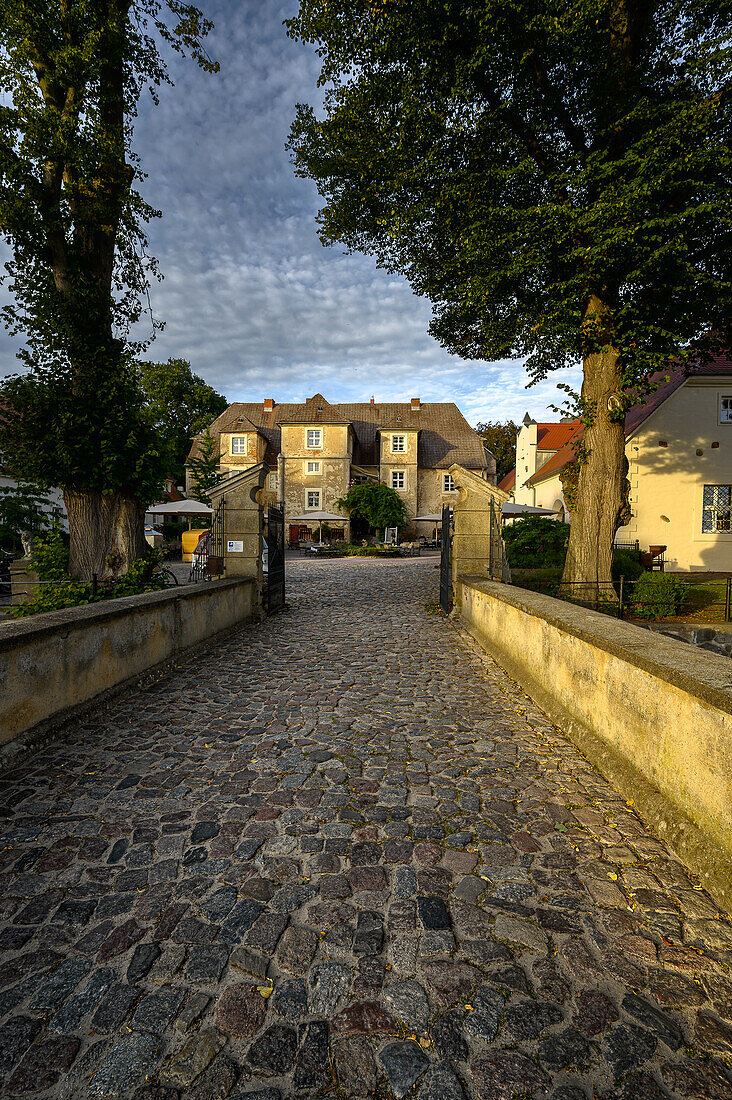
[0,557,730,1099]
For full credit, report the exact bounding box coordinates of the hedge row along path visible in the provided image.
[0,557,730,1099]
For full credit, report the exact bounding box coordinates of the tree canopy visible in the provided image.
[287,0,732,384]
[475,420,518,482]
[336,482,408,537]
[139,358,228,484]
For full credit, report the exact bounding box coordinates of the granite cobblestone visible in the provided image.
[0,558,730,1097]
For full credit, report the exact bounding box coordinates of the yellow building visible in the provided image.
[187,393,494,542]
[503,354,732,572]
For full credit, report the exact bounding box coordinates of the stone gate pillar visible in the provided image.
[449,463,510,612]
[209,463,269,599]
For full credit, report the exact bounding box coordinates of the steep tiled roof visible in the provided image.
[526,352,732,486]
[498,468,516,492]
[277,394,350,426]
[525,424,583,486]
[190,397,488,470]
[537,422,581,450]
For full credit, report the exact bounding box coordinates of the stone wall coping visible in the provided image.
[459,575,732,715]
[0,577,253,651]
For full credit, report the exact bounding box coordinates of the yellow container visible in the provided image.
[182,528,209,563]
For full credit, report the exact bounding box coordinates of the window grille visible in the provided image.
[702,485,732,532]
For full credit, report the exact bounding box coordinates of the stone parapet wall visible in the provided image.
[457,576,732,910]
[0,578,255,759]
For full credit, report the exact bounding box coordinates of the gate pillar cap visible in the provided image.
[448,463,511,505]
[210,462,269,506]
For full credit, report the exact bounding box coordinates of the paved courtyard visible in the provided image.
[0,558,731,1100]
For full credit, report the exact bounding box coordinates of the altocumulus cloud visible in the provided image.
[0,0,581,424]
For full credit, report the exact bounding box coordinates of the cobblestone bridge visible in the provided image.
[0,558,731,1100]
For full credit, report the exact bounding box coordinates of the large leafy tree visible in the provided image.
[0,1,218,579]
[475,420,518,482]
[139,358,227,484]
[337,482,408,540]
[287,0,732,587]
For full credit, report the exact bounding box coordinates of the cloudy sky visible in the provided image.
[1,0,581,426]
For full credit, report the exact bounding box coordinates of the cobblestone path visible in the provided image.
[1,559,731,1100]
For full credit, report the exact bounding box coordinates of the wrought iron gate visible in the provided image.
[189,499,225,583]
[439,503,453,614]
[488,499,511,582]
[265,505,285,613]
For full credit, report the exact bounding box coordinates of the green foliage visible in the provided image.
[287,1,732,386]
[503,516,570,568]
[11,547,175,618]
[510,567,563,595]
[341,545,401,557]
[474,421,518,482]
[10,582,96,618]
[0,480,60,552]
[630,573,689,620]
[336,482,408,535]
[612,549,645,586]
[29,525,69,582]
[139,358,228,483]
[0,2,218,506]
[188,429,221,504]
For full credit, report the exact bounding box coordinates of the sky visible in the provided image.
[0,0,581,427]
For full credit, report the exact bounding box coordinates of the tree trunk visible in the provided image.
[64,488,146,581]
[561,297,628,592]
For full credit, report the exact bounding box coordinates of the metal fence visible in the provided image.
[518,575,732,622]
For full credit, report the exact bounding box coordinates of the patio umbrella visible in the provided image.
[145,499,212,516]
[414,513,444,542]
[501,502,559,517]
[288,510,348,542]
[145,499,212,530]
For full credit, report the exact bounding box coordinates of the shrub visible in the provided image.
[11,549,175,618]
[29,524,69,581]
[10,581,94,617]
[630,573,688,619]
[612,549,645,586]
[510,567,563,595]
[503,516,570,568]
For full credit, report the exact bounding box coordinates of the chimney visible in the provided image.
[411,397,421,410]
[264,398,275,411]
[370,396,375,404]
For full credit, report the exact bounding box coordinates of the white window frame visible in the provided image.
[305,488,322,510]
[443,473,455,492]
[268,472,278,491]
[391,434,406,453]
[391,470,406,491]
[720,396,732,424]
[305,460,322,474]
[231,435,247,455]
[306,429,322,449]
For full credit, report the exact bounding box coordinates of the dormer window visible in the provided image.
[306,429,322,449]
[391,434,405,453]
[231,436,247,455]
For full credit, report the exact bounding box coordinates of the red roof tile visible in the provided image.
[537,422,581,450]
[498,468,516,491]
